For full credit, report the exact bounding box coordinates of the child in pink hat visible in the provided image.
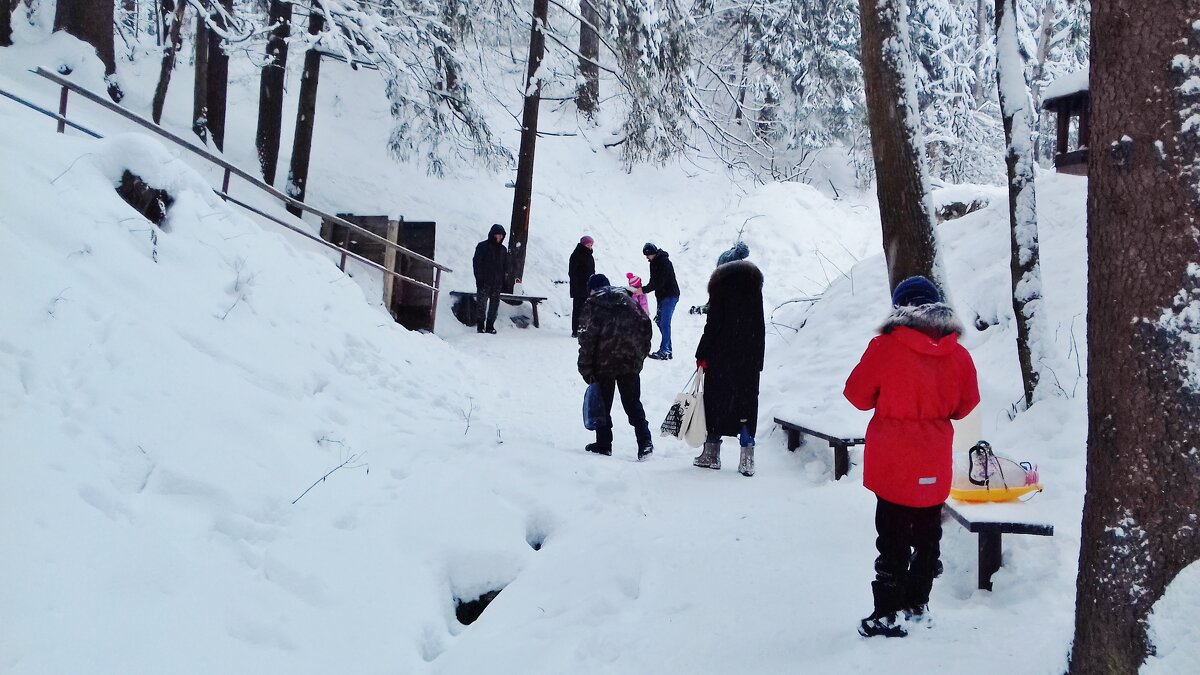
[626,273,650,316]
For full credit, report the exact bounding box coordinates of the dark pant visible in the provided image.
[571,295,586,335]
[595,373,651,448]
[871,497,942,615]
[475,289,500,330]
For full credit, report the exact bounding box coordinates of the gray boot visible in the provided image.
[739,444,755,477]
[693,440,721,470]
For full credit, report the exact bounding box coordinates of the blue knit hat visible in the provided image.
[717,241,750,266]
[587,273,611,292]
[891,276,942,307]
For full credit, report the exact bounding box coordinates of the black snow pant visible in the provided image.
[475,288,501,331]
[595,373,651,448]
[571,295,586,335]
[871,496,943,616]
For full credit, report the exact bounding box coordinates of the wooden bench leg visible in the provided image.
[785,429,800,451]
[978,531,1002,591]
[531,301,540,328]
[832,442,850,481]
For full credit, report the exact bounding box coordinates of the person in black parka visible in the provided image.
[472,224,511,334]
[578,274,654,460]
[568,235,596,337]
[692,259,765,476]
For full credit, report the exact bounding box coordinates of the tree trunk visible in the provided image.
[54,0,122,100]
[205,0,232,151]
[857,0,939,291]
[508,0,548,286]
[972,0,990,106]
[576,0,599,117]
[192,8,209,142]
[151,0,187,124]
[995,0,1044,409]
[285,6,325,217]
[1030,0,1055,161]
[734,26,751,125]
[1068,1,1200,672]
[256,0,292,184]
[1,0,14,48]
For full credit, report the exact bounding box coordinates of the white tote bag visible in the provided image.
[661,369,707,448]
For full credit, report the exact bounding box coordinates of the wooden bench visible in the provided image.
[942,500,1054,591]
[773,418,864,480]
[448,291,549,328]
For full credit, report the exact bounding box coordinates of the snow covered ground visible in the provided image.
[1,25,1196,675]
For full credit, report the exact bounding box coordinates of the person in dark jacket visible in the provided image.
[691,260,765,476]
[568,235,596,337]
[472,224,511,334]
[843,276,980,639]
[638,243,681,359]
[578,273,654,460]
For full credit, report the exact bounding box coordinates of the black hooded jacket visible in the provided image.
[568,243,595,299]
[473,224,511,292]
[577,288,653,381]
[641,250,680,301]
[695,260,765,436]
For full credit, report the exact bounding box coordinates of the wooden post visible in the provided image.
[1077,95,1090,149]
[382,219,399,316]
[429,267,442,332]
[57,86,68,134]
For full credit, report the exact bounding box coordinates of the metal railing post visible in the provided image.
[221,167,232,198]
[56,86,68,134]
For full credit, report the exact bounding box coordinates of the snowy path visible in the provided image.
[416,324,1068,673]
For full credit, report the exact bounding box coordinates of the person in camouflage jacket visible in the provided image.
[577,274,654,459]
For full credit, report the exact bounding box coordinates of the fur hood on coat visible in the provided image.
[879,302,964,337]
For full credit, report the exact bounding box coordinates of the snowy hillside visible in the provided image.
[4,20,1196,675]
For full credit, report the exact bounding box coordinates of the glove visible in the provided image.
[696,359,708,371]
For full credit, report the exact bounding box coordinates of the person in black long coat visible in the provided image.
[568,235,596,337]
[692,259,765,476]
[472,224,511,334]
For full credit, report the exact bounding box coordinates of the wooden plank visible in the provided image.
[943,501,1055,536]
[773,418,864,446]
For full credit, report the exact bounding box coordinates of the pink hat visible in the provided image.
[626,272,643,287]
[580,235,594,245]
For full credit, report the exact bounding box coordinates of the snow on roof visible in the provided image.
[1042,68,1090,103]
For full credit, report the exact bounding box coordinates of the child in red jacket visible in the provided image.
[844,276,980,638]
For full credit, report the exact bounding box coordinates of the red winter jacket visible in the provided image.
[844,320,980,508]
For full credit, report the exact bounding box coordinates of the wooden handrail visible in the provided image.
[32,67,452,274]
[0,82,438,294]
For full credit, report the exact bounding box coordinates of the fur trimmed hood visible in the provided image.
[879,302,964,337]
[707,259,763,295]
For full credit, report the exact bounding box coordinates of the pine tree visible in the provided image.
[1069,1,1200,671]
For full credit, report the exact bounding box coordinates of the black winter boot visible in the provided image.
[638,441,653,461]
[585,442,612,456]
[858,612,908,638]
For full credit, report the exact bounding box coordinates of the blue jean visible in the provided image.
[655,295,679,354]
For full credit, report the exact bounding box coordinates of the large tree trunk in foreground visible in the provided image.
[285,7,325,217]
[1068,1,1200,673]
[256,1,292,184]
[151,0,187,124]
[857,0,939,291]
[995,0,1045,410]
[507,0,549,287]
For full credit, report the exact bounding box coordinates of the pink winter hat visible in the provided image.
[580,235,594,245]
[626,272,643,287]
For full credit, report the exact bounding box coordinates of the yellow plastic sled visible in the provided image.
[950,484,1043,503]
